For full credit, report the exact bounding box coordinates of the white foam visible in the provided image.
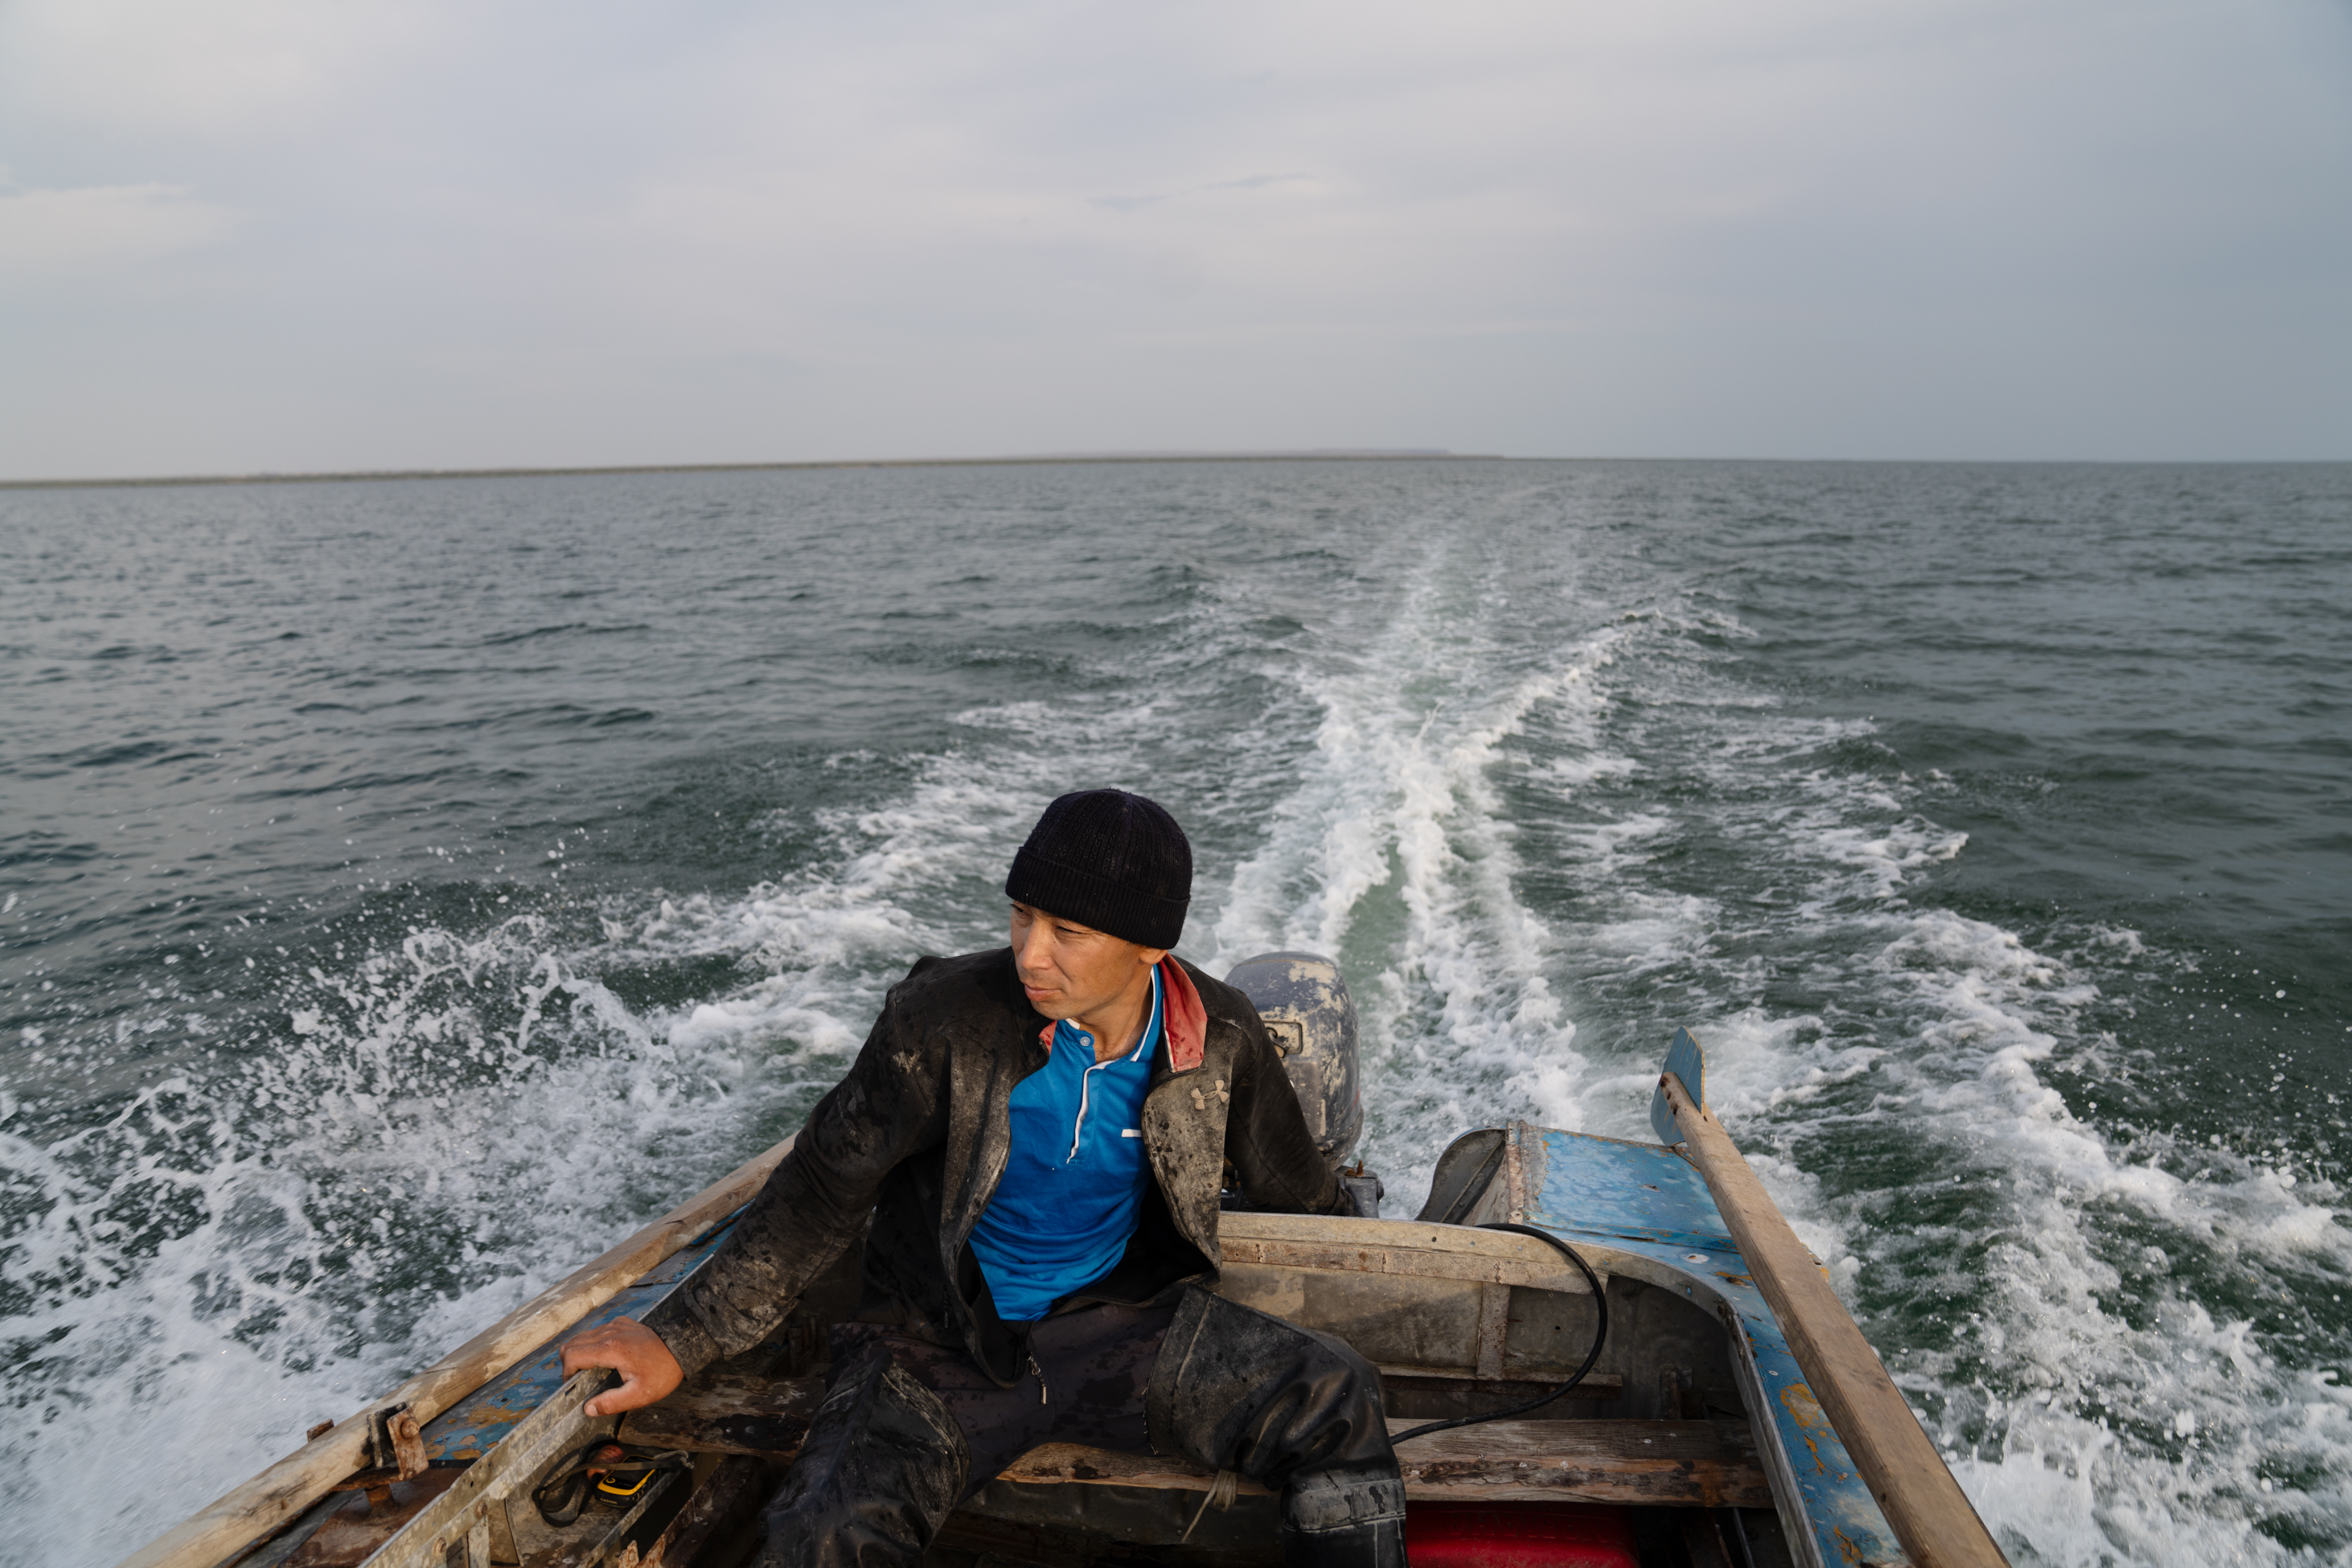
[1199,553,1640,1185]
[0,909,811,1563]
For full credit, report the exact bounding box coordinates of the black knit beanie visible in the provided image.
[1004,790,1191,950]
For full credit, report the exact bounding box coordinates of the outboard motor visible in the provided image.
[1224,951,1383,1218]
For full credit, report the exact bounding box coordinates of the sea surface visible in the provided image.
[2,459,2348,1566]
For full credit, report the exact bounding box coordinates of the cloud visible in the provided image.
[0,173,236,281]
[1088,174,1317,213]
[0,0,425,136]
[0,0,2347,472]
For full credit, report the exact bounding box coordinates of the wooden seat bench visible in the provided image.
[622,1379,1768,1510]
[999,1420,1769,1510]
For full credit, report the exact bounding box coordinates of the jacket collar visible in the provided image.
[1158,955,1206,1072]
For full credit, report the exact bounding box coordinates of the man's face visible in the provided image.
[1009,901,1164,1021]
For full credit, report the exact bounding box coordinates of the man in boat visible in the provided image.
[564,789,1406,1568]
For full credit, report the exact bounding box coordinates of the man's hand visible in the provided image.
[561,1316,686,1418]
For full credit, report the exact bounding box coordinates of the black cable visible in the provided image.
[532,1447,597,1526]
[1389,1222,1609,1445]
[532,1443,692,1525]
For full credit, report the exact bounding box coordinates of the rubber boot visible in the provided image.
[1279,1460,1410,1568]
[1148,1285,1407,1568]
[756,1344,971,1568]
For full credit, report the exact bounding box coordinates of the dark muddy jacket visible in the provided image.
[658,948,1350,1386]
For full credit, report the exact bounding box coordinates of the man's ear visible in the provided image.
[1138,946,1169,968]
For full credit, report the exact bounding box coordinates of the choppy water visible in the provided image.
[3,460,2348,1565]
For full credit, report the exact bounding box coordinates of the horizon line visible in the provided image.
[0,449,1495,492]
[4,449,2345,491]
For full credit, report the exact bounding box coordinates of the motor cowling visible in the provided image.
[1224,950,1380,1216]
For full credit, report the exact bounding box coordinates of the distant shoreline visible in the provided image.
[6,453,2334,492]
[0,449,1499,493]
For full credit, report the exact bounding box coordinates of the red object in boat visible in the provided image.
[1405,1502,1640,1568]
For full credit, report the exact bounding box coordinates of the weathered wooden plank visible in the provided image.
[1473,1282,1513,1381]
[1218,1238,1595,1289]
[617,1362,1631,1470]
[1217,1213,1600,1292]
[1377,1366,1623,1401]
[618,1374,824,1459]
[991,1420,1770,1509]
[1390,1418,1773,1508]
[1660,1070,2007,1568]
[120,1136,797,1568]
[995,1444,1276,1496]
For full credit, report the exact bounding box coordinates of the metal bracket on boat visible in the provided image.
[368,1402,429,1480]
[356,1370,626,1568]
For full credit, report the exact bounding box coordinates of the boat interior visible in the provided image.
[236,1169,1800,1568]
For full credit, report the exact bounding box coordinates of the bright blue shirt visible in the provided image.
[967,967,1162,1321]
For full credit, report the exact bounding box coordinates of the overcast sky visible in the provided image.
[2,0,2347,477]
